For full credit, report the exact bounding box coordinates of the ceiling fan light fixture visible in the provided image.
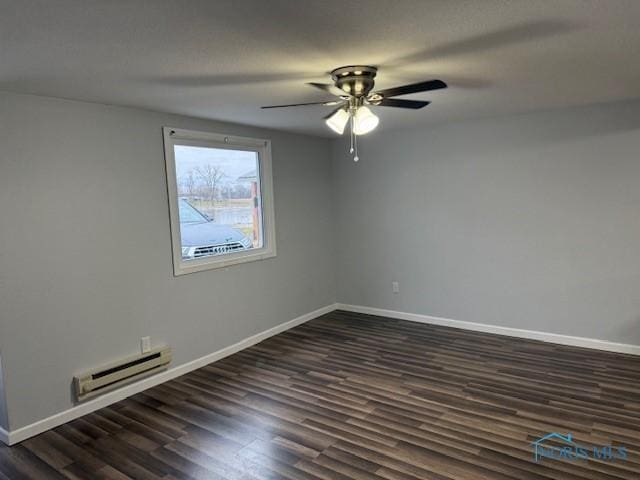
[261,65,447,160]
[325,108,350,134]
[353,106,379,135]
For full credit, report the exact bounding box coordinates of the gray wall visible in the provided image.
[333,100,640,345]
[0,92,335,430]
[4,89,640,433]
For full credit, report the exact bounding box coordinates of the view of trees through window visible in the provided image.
[173,145,263,260]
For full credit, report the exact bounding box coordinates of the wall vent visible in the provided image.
[73,346,172,401]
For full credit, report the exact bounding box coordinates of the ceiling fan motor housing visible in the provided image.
[330,65,377,98]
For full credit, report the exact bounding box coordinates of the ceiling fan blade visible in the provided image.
[261,100,342,109]
[323,104,348,120]
[377,98,431,109]
[307,82,348,97]
[374,79,447,98]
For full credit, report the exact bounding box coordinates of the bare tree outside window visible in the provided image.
[194,164,224,202]
[181,170,196,198]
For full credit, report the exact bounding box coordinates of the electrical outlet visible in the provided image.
[392,281,400,294]
[141,336,151,354]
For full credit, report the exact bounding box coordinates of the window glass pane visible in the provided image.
[173,145,263,261]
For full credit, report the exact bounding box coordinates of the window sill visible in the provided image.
[173,247,277,276]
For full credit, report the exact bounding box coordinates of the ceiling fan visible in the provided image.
[261,65,447,161]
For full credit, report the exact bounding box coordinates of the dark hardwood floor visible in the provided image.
[2,310,640,479]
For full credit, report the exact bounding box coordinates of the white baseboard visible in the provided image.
[3,303,337,446]
[337,303,640,356]
[6,302,638,446]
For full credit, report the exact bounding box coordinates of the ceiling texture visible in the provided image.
[2,0,640,137]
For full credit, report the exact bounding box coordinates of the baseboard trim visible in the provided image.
[7,302,638,446]
[337,303,640,356]
[3,303,337,446]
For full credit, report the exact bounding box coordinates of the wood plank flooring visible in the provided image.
[2,310,640,479]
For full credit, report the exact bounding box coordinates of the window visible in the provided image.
[163,127,276,275]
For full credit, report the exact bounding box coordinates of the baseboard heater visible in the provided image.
[73,346,172,401]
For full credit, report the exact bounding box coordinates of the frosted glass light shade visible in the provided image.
[353,106,379,135]
[325,108,350,134]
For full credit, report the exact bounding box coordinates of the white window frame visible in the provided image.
[163,127,277,276]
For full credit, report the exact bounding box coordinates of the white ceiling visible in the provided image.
[2,0,640,137]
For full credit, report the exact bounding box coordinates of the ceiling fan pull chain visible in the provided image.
[349,115,355,154]
[353,119,359,162]
[354,134,359,162]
